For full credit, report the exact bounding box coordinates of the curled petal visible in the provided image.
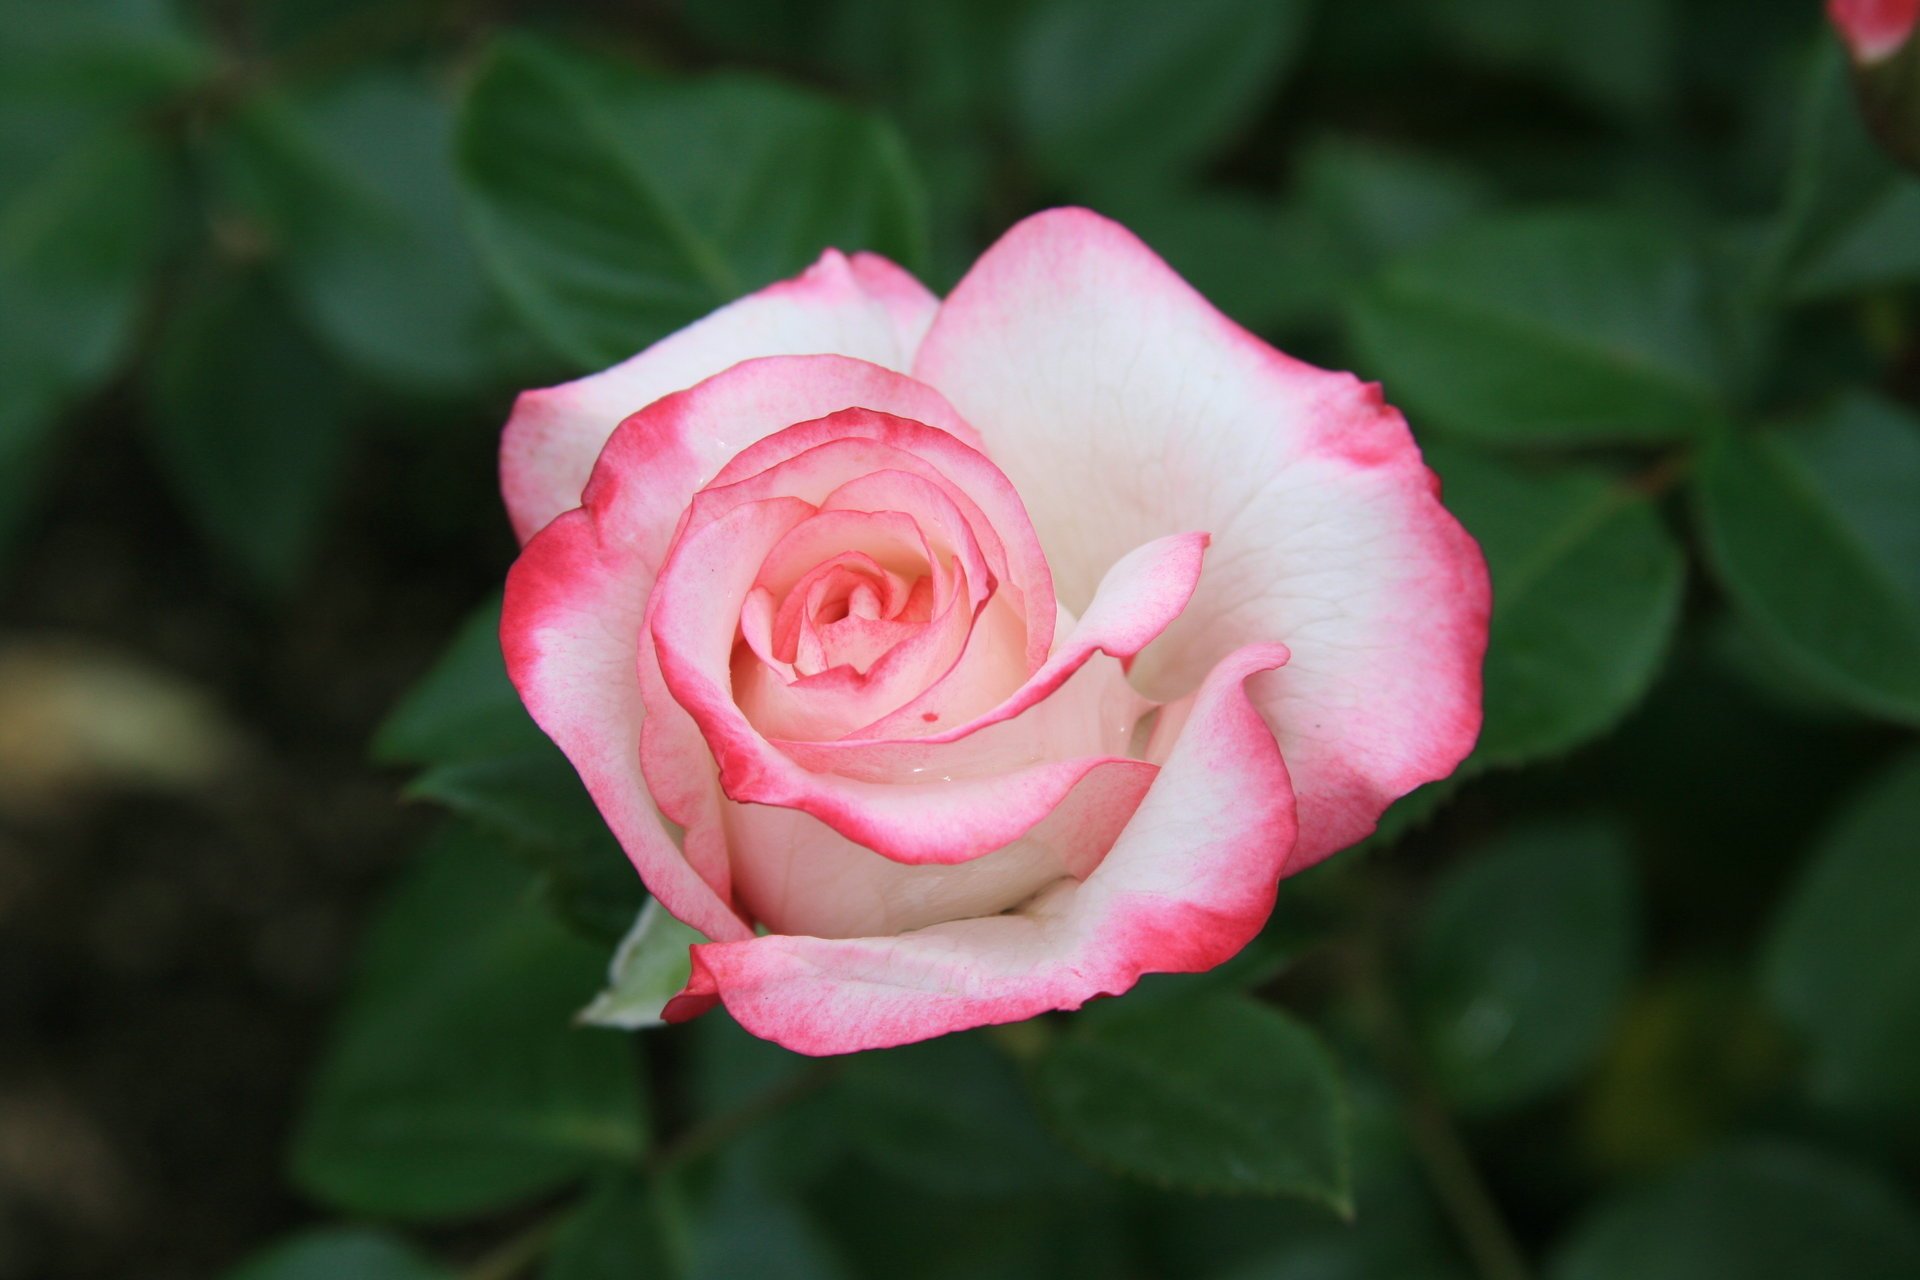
[914,207,1488,867]
[501,250,937,541]
[662,643,1297,1054]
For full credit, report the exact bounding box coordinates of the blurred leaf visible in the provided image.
[373,593,536,766]
[291,824,644,1221]
[1426,0,1677,123]
[1298,137,1494,275]
[1549,1142,1920,1280]
[833,1034,1091,1196]
[543,1176,679,1280]
[376,594,640,942]
[1695,395,1920,725]
[1031,994,1350,1206]
[1580,965,1793,1175]
[1010,0,1311,189]
[1412,819,1638,1112]
[1101,187,1345,335]
[0,124,171,557]
[148,269,352,592]
[691,1174,851,1280]
[1765,751,1920,1118]
[224,1228,446,1280]
[1431,447,1685,766]
[0,0,212,105]
[458,36,927,370]
[579,897,704,1030]
[213,70,502,394]
[1763,46,1920,301]
[1350,210,1728,447]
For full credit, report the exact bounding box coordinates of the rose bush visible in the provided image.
[500,208,1489,1055]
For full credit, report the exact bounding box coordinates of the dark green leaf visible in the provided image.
[1011,0,1311,188]
[1762,46,1920,301]
[691,1175,851,1280]
[543,1176,679,1280]
[1550,1143,1920,1280]
[213,71,502,394]
[291,824,645,1220]
[1031,994,1349,1206]
[148,269,352,592]
[0,0,212,105]
[374,594,537,766]
[1425,0,1677,122]
[1695,395,1920,725]
[1413,819,1639,1112]
[458,37,927,369]
[1297,137,1493,274]
[224,1228,446,1280]
[0,124,171,556]
[1765,751,1920,1118]
[833,1034,1091,1196]
[1350,211,1728,447]
[1431,447,1686,765]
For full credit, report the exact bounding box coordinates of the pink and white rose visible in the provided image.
[500,208,1489,1055]
[1830,0,1919,63]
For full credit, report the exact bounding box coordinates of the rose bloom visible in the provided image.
[1830,0,1919,62]
[501,209,1489,1055]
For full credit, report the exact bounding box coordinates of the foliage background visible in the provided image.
[4,0,1920,1277]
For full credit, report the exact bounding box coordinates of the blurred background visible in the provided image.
[4,1,1919,1278]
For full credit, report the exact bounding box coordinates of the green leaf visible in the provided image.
[376,594,642,943]
[1097,187,1345,335]
[1762,46,1920,301]
[1349,210,1729,447]
[833,1034,1092,1196]
[0,0,212,105]
[0,124,171,557]
[1695,395,1920,726]
[578,897,705,1030]
[1412,819,1639,1112]
[212,70,502,394]
[1431,447,1686,766]
[147,268,353,593]
[374,594,537,766]
[1764,751,1920,1118]
[1550,1143,1920,1280]
[457,37,927,370]
[690,1176,852,1280]
[543,1176,679,1280]
[1297,136,1493,275]
[1030,994,1350,1206]
[224,1229,447,1280]
[1010,0,1311,188]
[1424,0,1677,123]
[291,824,645,1221]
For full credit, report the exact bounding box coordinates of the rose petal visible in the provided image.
[501,504,751,943]
[501,244,939,541]
[914,207,1488,867]
[662,643,1296,1054]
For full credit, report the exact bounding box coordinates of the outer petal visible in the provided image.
[502,505,752,943]
[662,643,1297,1054]
[914,208,1489,868]
[563,356,975,588]
[502,250,938,541]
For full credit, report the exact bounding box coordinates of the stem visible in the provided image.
[644,1060,843,1177]
[1358,948,1533,1280]
[461,1212,565,1280]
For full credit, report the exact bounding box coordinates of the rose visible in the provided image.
[1830,0,1919,63]
[501,208,1488,1055]
[1829,1,1920,173]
